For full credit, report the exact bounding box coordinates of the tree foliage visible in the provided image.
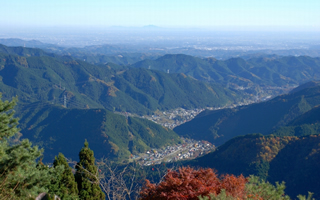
[75,140,105,200]
[0,94,19,139]
[140,167,247,200]
[0,94,56,199]
[51,153,79,199]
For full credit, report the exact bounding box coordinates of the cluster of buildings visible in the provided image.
[133,138,215,166]
[142,108,205,129]
[115,85,298,130]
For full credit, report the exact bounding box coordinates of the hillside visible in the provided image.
[113,68,239,112]
[0,46,241,114]
[174,82,320,145]
[184,134,320,199]
[0,39,161,66]
[271,104,320,137]
[132,54,320,87]
[17,103,181,162]
[0,44,56,57]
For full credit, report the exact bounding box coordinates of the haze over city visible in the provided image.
[1,0,319,47]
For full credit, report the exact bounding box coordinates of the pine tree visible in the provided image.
[0,95,18,140]
[0,94,54,199]
[51,153,79,199]
[75,140,105,200]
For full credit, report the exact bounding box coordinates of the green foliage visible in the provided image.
[0,94,54,199]
[272,123,320,137]
[245,175,290,200]
[248,160,270,181]
[51,153,79,199]
[199,176,291,200]
[297,192,315,200]
[75,140,105,200]
[0,140,50,199]
[0,94,19,139]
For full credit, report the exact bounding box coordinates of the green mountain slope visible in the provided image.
[0,51,113,107]
[271,104,320,137]
[113,68,239,112]
[184,134,320,199]
[18,103,181,162]
[132,54,320,87]
[0,48,240,114]
[288,104,320,126]
[174,82,320,145]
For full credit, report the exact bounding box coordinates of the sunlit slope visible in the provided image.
[18,103,180,162]
[113,68,239,111]
[0,48,240,114]
[132,54,320,86]
[174,82,320,145]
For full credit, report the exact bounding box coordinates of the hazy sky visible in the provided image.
[1,0,320,30]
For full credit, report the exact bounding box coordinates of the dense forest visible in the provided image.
[1,43,320,199]
[0,96,316,199]
[17,103,181,162]
[174,81,320,145]
[0,45,241,115]
[184,134,320,198]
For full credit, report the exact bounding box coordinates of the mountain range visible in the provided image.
[17,103,181,163]
[0,45,240,115]
[174,81,320,146]
[132,54,320,87]
[1,38,320,62]
[1,41,320,198]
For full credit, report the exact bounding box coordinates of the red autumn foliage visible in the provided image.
[140,167,247,200]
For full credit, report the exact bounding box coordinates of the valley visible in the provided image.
[133,138,215,166]
[2,1,320,199]
[117,84,297,129]
[1,41,320,199]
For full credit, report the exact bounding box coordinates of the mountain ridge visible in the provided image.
[174,81,320,145]
[18,103,181,163]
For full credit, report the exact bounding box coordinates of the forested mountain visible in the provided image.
[17,103,181,162]
[0,45,240,115]
[174,81,320,145]
[271,104,320,137]
[0,39,161,65]
[184,134,320,199]
[0,44,56,57]
[112,68,239,112]
[0,38,59,49]
[132,54,320,87]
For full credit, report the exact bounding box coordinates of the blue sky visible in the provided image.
[1,0,319,30]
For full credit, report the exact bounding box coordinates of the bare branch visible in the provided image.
[67,158,142,200]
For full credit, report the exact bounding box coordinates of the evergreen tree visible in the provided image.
[0,94,54,199]
[0,95,18,139]
[75,140,105,200]
[50,153,79,199]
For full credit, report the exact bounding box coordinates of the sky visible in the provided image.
[1,0,320,31]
